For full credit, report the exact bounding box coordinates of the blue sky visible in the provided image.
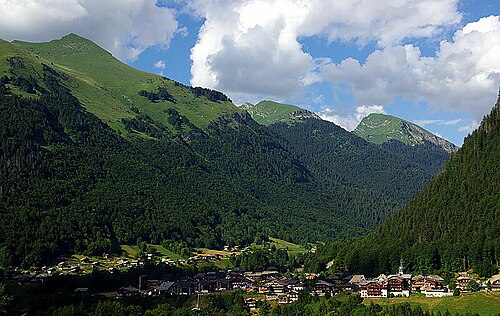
[1,0,499,145]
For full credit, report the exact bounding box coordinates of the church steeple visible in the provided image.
[398,258,406,275]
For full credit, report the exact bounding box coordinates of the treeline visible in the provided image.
[190,86,231,102]
[0,55,452,268]
[305,92,500,277]
[138,87,175,102]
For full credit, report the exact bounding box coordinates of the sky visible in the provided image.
[1,1,499,145]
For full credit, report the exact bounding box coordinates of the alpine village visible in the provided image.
[1,4,500,316]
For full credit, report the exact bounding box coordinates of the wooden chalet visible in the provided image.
[359,281,388,298]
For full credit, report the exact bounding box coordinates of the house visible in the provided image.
[326,273,344,285]
[117,286,140,297]
[456,276,471,290]
[287,291,299,302]
[488,275,500,291]
[338,283,358,292]
[387,275,410,297]
[245,298,257,310]
[359,281,388,298]
[312,280,335,296]
[288,280,306,292]
[231,275,253,290]
[150,282,176,296]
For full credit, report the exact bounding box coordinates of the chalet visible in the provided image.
[312,280,335,296]
[456,276,471,290]
[488,275,500,291]
[359,281,388,298]
[338,282,357,292]
[326,273,344,285]
[245,298,257,310]
[287,291,299,302]
[230,275,253,290]
[387,275,410,297]
[288,280,306,292]
[117,286,140,297]
[428,275,444,282]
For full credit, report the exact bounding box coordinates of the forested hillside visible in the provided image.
[311,93,500,277]
[0,35,452,268]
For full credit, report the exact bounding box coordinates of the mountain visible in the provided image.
[313,92,500,277]
[241,100,320,126]
[0,34,451,267]
[354,113,458,153]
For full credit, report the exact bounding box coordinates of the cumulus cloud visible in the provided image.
[317,104,385,131]
[321,16,500,119]
[188,0,460,100]
[300,0,460,47]
[0,0,178,61]
[154,60,167,69]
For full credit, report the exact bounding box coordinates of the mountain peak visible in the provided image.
[354,113,458,153]
[242,100,320,126]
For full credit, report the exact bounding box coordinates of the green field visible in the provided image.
[242,100,305,126]
[250,237,308,257]
[364,292,500,316]
[120,244,183,260]
[8,34,244,135]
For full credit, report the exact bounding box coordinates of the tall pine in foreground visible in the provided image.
[318,91,500,277]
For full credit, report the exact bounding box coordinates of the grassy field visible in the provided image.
[120,244,183,260]
[364,292,500,316]
[9,34,245,135]
[250,237,308,257]
[243,100,304,126]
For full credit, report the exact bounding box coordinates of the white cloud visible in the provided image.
[176,26,189,37]
[188,0,460,100]
[321,16,500,120]
[0,0,179,61]
[300,0,460,47]
[154,60,167,69]
[413,118,462,126]
[458,120,480,133]
[317,104,385,131]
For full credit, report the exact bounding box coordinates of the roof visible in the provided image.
[488,274,500,283]
[157,282,175,291]
[120,286,139,292]
[428,275,444,281]
[350,275,366,284]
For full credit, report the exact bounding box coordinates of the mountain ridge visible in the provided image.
[354,113,458,153]
[241,100,320,126]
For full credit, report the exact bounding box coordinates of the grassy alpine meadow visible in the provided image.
[11,34,245,134]
[363,292,500,316]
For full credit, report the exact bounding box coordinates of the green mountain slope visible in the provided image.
[314,92,500,277]
[0,35,453,267]
[11,33,244,133]
[355,113,458,153]
[241,100,320,125]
